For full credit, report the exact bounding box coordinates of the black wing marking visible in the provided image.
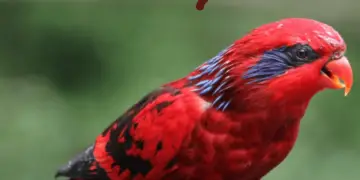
[56,86,183,180]
[96,86,182,178]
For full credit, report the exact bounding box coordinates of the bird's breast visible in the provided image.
[176,108,302,180]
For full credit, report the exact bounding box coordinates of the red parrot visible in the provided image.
[55,18,353,180]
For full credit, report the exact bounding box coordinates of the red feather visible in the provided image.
[56,18,352,180]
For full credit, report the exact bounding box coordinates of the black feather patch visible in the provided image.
[153,101,174,113]
[101,86,181,178]
[56,86,182,179]
[55,145,109,180]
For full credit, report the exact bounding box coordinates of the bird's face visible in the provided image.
[239,18,353,102]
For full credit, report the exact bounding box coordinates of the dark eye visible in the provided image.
[296,46,310,60]
[283,44,319,66]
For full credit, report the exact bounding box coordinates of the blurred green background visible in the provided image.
[0,1,359,180]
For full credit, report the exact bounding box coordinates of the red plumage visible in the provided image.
[56,18,353,180]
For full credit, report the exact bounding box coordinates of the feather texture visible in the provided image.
[56,18,349,180]
[189,46,236,111]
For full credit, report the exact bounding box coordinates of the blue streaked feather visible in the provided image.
[213,81,227,94]
[188,45,233,111]
[195,80,210,86]
[213,94,224,105]
[199,86,213,95]
[188,73,203,80]
[242,46,291,83]
[217,101,226,110]
[222,100,231,111]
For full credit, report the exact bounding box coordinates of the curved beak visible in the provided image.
[321,56,353,96]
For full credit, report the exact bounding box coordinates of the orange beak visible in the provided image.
[321,56,353,96]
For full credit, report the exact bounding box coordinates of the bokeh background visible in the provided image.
[0,1,359,180]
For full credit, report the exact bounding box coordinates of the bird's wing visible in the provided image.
[56,86,204,180]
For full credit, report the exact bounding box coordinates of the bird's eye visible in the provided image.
[296,47,309,60]
[282,44,319,66]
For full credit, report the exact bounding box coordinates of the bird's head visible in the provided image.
[189,18,353,110]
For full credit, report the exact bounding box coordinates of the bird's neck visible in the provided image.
[167,44,317,114]
[171,45,240,111]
